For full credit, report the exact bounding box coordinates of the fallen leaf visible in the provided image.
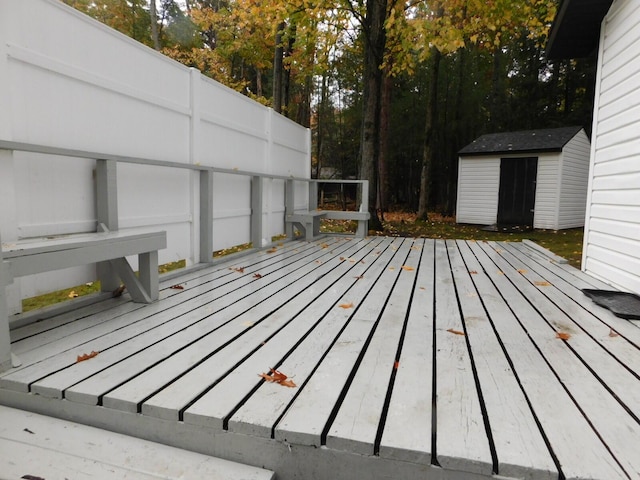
[497,270,504,275]
[354,275,363,280]
[112,284,126,297]
[401,265,414,271]
[468,270,478,275]
[234,267,245,273]
[77,350,99,362]
[321,243,329,249]
[266,248,277,253]
[389,267,395,271]
[419,287,426,290]
[279,379,297,388]
[340,257,345,261]
[517,269,528,274]
[556,332,571,340]
[394,361,400,370]
[68,290,79,298]
[258,368,296,387]
[253,273,262,279]
[339,302,354,309]
[535,281,551,287]
[609,329,619,338]
[315,260,322,264]
[269,368,288,383]
[170,284,184,290]
[447,328,465,336]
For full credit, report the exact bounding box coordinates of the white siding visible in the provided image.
[584,0,640,293]
[456,157,500,225]
[533,153,560,230]
[557,130,590,229]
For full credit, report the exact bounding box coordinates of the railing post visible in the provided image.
[285,179,294,239]
[251,176,264,248]
[309,180,318,211]
[95,159,120,292]
[0,230,13,372]
[199,170,214,263]
[360,180,369,213]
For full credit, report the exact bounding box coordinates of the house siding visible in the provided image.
[583,0,640,293]
[557,130,591,229]
[456,157,499,225]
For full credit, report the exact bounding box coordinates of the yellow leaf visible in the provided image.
[401,265,414,271]
[339,302,354,309]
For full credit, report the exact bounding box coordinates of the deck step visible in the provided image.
[0,406,274,480]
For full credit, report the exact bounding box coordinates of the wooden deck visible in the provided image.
[1,236,639,480]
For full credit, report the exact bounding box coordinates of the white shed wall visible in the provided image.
[557,130,591,229]
[0,0,310,306]
[583,0,640,293]
[456,157,500,225]
[533,153,561,230]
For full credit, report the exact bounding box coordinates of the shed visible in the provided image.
[456,126,591,230]
[547,0,640,294]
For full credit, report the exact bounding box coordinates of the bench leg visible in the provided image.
[108,258,153,304]
[356,220,368,238]
[138,251,159,302]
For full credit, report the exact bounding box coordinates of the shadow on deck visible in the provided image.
[1,236,639,480]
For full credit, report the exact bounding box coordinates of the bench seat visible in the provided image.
[285,210,370,240]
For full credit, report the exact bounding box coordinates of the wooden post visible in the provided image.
[95,159,120,292]
[251,176,263,248]
[285,179,294,239]
[309,180,318,211]
[0,230,12,372]
[199,170,214,263]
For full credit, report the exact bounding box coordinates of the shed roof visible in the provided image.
[546,0,614,59]
[459,126,584,157]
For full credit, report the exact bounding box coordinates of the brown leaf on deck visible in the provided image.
[170,284,184,290]
[258,368,297,387]
[354,275,363,280]
[339,302,354,309]
[468,270,478,275]
[279,379,297,388]
[112,284,126,297]
[535,281,551,287]
[394,361,400,370]
[517,269,528,274]
[233,267,245,273]
[609,329,620,338]
[556,332,571,340]
[77,350,99,362]
[266,247,277,253]
[253,273,263,279]
[446,328,465,336]
[401,265,414,271]
[321,243,329,249]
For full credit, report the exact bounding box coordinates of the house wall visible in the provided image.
[0,0,310,307]
[456,157,500,225]
[583,0,640,293]
[557,130,591,229]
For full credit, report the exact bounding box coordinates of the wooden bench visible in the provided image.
[0,228,166,371]
[286,210,370,241]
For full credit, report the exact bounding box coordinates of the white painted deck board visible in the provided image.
[377,239,434,465]
[432,240,493,476]
[0,406,274,480]
[2,237,640,480]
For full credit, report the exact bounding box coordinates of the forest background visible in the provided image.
[61,0,595,230]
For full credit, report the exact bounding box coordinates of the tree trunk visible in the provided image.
[149,0,160,50]
[272,21,286,113]
[377,67,392,218]
[417,46,441,220]
[358,0,387,231]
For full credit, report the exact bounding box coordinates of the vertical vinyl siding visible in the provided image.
[533,153,559,229]
[558,131,590,229]
[456,157,499,225]
[584,0,640,293]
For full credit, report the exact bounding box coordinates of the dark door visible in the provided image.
[497,157,538,226]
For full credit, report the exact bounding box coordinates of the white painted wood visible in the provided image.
[273,238,413,447]
[0,406,274,480]
[227,238,396,437]
[557,130,591,229]
[532,153,561,230]
[474,240,640,479]
[29,239,348,400]
[184,237,390,430]
[447,240,557,479]
[583,0,640,293]
[378,239,434,465]
[324,239,420,455]
[432,240,492,476]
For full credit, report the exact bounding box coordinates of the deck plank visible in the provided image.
[227,238,397,438]
[324,238,422,455]
[378,239,434,465]
[273,238,413,447]
[183,237,392,431]
[448,240,557,479]
[139,237,373,421]
[470,240,633,479]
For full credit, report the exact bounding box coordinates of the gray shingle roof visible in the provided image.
[459,126,584,156]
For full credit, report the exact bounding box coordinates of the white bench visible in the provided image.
[286,210,370,240]
[0,228,166,371]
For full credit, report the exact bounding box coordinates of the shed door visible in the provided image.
[497,157,538,226]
